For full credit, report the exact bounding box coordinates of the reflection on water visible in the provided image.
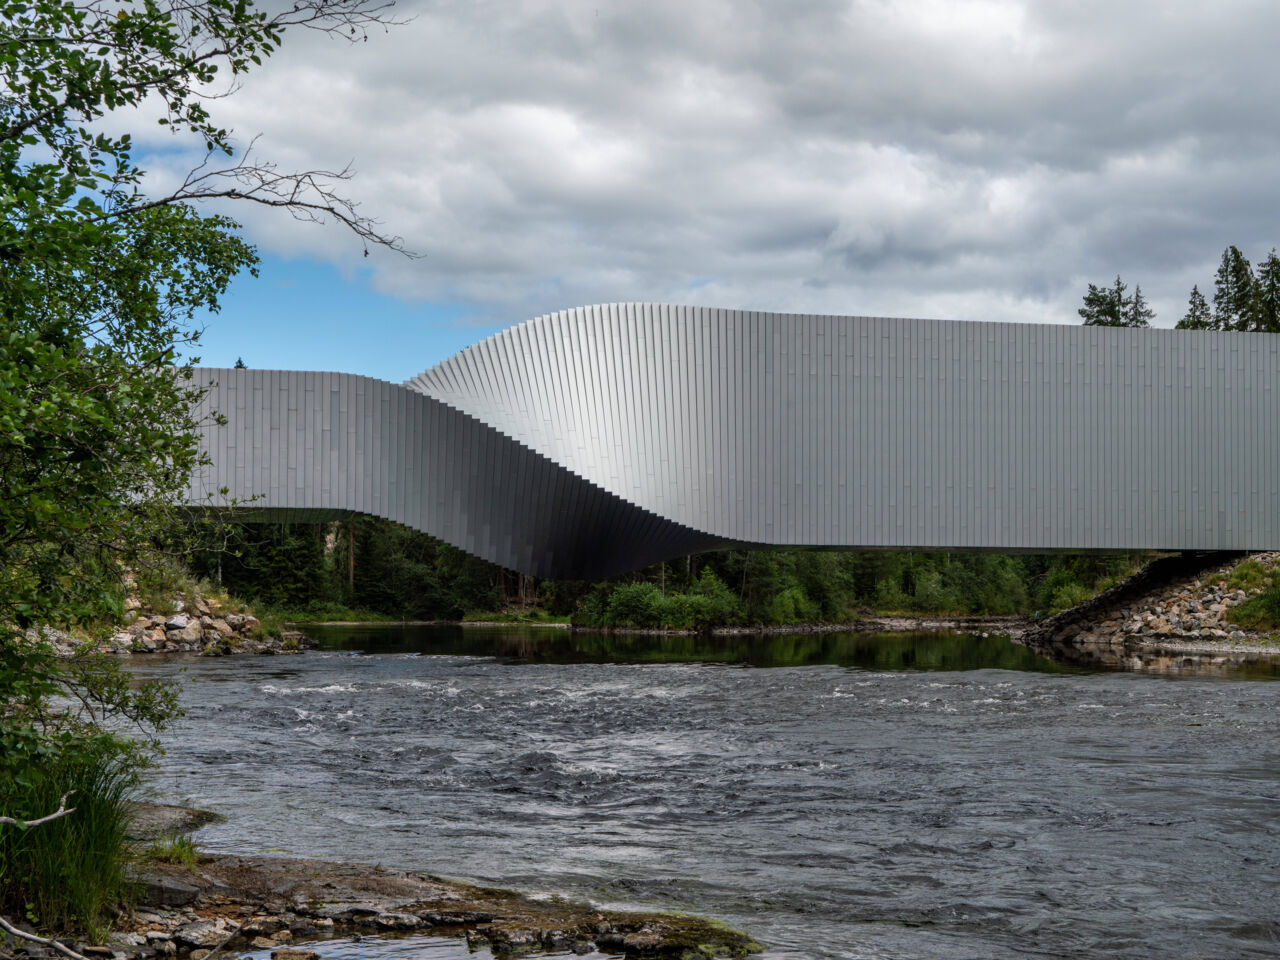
[308,623,1073,673]
[130,626,1280,960]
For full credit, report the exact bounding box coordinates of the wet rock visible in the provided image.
[372,912,421,930]
[314,903,380,922]
[270,951,320,960]
[241,917,288,938]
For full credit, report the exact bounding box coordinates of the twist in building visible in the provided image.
[188,304,1280,578]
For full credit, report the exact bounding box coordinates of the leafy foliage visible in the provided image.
[1,0,402,935]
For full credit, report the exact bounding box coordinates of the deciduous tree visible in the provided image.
[1,0,404,934]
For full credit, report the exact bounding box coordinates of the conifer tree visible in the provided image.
[1079,275,1131,326]
[1255,249,1280,334]
[1126,285,1154,327]
[1176,285,1212,330]
[1212,246,1258,331]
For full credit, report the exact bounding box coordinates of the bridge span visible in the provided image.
[188,304,1280,578]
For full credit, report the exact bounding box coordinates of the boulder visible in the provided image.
[210,618,234,637]
[166,622,203,643]
[135,874,200,907]
[164,613,191,630]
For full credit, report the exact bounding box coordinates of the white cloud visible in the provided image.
[132,0,1280,329]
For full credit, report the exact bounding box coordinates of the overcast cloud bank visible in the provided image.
[142,0,1280,330]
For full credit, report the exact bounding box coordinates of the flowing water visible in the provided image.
[129,626,1280,959]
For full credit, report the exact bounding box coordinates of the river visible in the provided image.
[127,626,1280,959]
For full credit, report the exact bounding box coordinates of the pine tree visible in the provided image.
[1176,285,1212,329]
[1079,275,1131,326]
[1126,285,1154,327]
[1255,249,1280,334]
[1212,245,1258,331]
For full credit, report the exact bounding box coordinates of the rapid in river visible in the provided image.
[128,625,1280,959]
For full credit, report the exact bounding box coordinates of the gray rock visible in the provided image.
[373,912,421,930]
[314,902,381,921]
[172,919,236,949]
[164,613,190,630]
[135,874,200,907]
[166,622,203,643]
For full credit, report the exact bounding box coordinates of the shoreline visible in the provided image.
[291,614,1280,667]
[98,802,763,960]
[292,614,1028,635]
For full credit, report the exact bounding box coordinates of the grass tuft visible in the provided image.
[149,832,199,866]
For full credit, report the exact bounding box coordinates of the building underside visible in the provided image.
[187,305,1280,578]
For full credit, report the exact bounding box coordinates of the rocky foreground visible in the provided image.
[4,845,761,960]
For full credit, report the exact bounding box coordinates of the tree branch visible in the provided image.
[0,791,76,828]
[0,914,90,960]
[98,142,416,256]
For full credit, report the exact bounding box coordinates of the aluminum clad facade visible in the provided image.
[188,304,1280,577]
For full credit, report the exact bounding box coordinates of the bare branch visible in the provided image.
[0,915,90,960]
[0,791,77,829]
[98,141,417,256]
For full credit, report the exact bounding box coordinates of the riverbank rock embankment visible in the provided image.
[1018,551,1280,672]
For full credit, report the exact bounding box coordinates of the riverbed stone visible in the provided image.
[270,951,320,960]
[171,919,235,949]
[314,903,380,922]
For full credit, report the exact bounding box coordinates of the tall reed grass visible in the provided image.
[0,742,134,941]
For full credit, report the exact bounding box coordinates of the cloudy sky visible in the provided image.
[152,0,1280,381]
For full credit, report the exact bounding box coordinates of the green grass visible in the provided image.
[259,602,404,624]
[1223,559,1272,593]
[0,745,134,941]
[1218,558,1280,631]
[148,832,198,867]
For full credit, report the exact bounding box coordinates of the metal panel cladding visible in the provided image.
[188,305,1280,577]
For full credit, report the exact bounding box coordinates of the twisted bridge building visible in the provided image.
[188,305,1280,578]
